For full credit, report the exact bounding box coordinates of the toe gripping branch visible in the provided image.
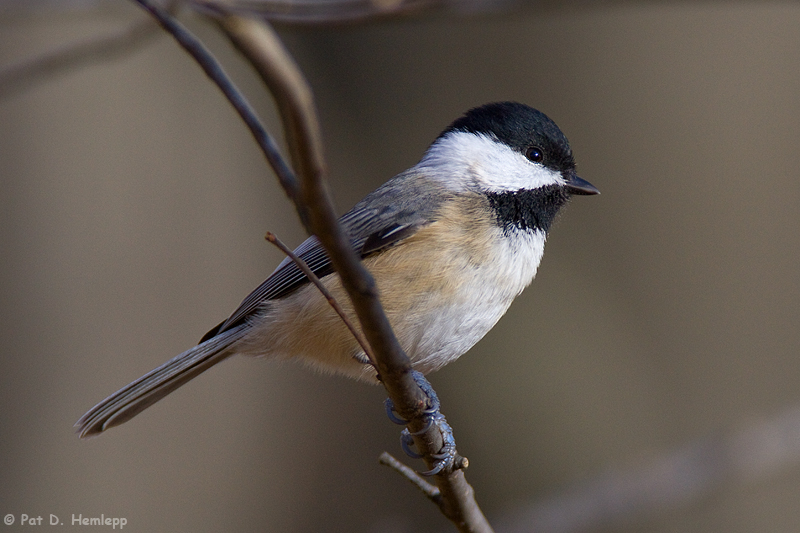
[384,370,459,477]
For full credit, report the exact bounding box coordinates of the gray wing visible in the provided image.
[200,170,452,342]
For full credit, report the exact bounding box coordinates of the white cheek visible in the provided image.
[419,131,565,193]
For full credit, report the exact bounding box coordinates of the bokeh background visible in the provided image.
[2,2,800,532]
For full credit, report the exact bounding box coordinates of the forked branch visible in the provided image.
[131,2,492,530]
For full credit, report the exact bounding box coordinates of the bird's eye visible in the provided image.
[525,146,544,163]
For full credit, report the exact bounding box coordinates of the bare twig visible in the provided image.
[380,452,441,503]
[216,18,492,531]
[499,403,800,533]
[265,231,376,366]
[190,0,517,24]
[192,0,444,24]
[131,0,302,218]
[0,0,471,102]
[129,2,492,531]
[212,8,427,421]
[0,11,161,100]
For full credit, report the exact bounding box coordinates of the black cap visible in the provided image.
[440,102,575,175]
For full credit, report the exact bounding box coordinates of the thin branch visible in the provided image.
[129,2,492,531]
[0,0,482,102]
[192,0,445,24]
[211,7,426,421]
[190,0,517,24]
[380,452,441,503]
[131,0,303,221]
[265,231,376,366]
[499,403,800,533]
[215,17,493,532]
[0,11,161,100]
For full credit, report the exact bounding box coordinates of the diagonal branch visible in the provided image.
[213,22,492,529]
[211,12,427,416]
[380,451,441,503]
[192,0,439,24]
[265,231,376,366]
[129,2,492,531]
[190,0,512,25]
[132,0,302,222]
[0,10,160,100]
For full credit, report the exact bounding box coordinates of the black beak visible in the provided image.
[565,175,600,195]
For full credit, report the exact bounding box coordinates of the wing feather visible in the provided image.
[201,169,453,341]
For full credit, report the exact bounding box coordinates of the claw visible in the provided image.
[417,415,456,477]
[408,416,433,435]
[400,429,424,459]
[398,415,434,459]
[383,371,460,476]
[419,460,446,477]
[384,398,408,425]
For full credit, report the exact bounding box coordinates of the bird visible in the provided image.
[77,101,598,438]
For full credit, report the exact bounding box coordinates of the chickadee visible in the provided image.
[77,101,598,438]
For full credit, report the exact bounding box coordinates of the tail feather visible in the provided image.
[76,324,250,438]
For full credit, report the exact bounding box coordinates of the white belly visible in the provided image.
[398,227,546,373]
[239,204,547,382]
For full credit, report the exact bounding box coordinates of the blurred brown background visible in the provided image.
[1,2,800,532]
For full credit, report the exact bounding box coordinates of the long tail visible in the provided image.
[76,323,250,438]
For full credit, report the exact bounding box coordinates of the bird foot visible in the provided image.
[384,370,457,476]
